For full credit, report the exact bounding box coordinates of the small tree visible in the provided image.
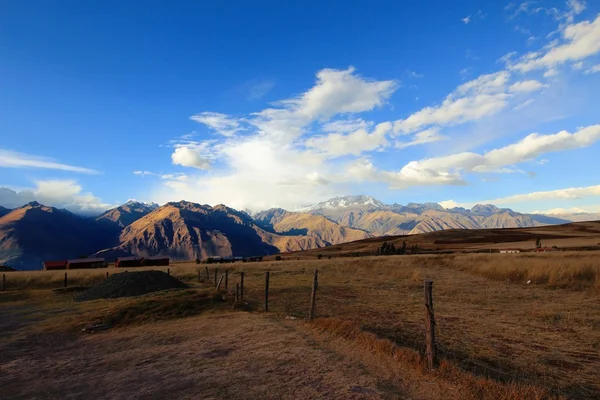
[275,255,282,261]
[536,238,542,248]
[317,254,323,259]
[401,240,407,255]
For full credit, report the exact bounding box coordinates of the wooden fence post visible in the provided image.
[2,274,5,291]
[308,269,318,321]
[167,268,170,276]
[214,268,218,286]
[424,280,438,369]
[264,271,270,312]
[235,283,239,302]
[240,272,245,301]
[205,266,209,280]
[198,269,201,282]
[64,272,68,288]
[225,269,229,291]
[216,274,224,290]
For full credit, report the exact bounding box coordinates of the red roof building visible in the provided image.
[43,260,68,270]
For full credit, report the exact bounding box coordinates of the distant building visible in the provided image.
[499,249,520,254]
[143,256,170,266]
[43,260,68,270]
[115,256,144,268]
[67,258,106,269]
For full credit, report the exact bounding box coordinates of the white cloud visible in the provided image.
[0,150,98,174]
[321,118,372,133]
[190,112,244,137]
[543,68,559,77]
[395,128,446,149]
[513,98,535,110]
[485,185,600,205]
[351,125,600,189]
[439,200,461,209]
[134,171,188,181]
[533,206,600,214]
[305,122,391,157]
[462,16,471,24]
[585,64,600,74]
[509,80,548,93]
[171,146,211,169]
[406,70,424,78]
[393,71,512,135]
[152,67,400,210]
[246,79,275,101]
[0,180,114,215]
[511,15,600,73]
[566,0,586,22]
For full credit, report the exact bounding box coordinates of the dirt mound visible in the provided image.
[76,270,188,301]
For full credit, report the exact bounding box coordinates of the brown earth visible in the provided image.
[277,220,600,258]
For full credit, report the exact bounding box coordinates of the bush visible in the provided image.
[275,255,282,261]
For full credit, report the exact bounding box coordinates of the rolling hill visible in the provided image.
[275,220,600,259]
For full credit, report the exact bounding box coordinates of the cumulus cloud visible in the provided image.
[0,150,98,174]
[144,8,600,211]
[171,146,211,169]
[0,180,114,215]
[305,122,392,157]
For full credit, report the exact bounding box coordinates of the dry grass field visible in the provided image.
[2,252,599,399]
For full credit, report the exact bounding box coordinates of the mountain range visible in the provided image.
[0,195,595,270]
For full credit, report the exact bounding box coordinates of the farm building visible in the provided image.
[115,256,144,268]
[67,258,106,269]
[499,249,520,254]
[43,260,68,270]
[143,256,170,266]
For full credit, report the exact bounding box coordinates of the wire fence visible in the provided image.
[2,260,599,398]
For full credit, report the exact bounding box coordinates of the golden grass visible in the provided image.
[312,318,555,400]
[2,253,599,398]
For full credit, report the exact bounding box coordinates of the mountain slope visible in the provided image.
[254,208,371,244]
[97,201,327,260]
[301,196,542,236]
[0,202,117,270]
[0,206,10,218]
[96,200,159,228]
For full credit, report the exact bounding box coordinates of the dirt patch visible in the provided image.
[76,270,188,301]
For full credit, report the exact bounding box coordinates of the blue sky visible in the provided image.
[1,0,600,214]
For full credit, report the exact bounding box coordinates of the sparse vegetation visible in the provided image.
[2,252,599,398]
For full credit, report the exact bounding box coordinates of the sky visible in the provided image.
[1,0,600,215]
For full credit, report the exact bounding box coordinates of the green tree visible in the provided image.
[401,240,407,254]
[536,238,542,248]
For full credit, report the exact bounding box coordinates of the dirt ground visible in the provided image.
[1,311,455,400]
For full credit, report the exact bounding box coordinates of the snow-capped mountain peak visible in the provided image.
[298,195,385,211]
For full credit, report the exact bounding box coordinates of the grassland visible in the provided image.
[2,252,599,399]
